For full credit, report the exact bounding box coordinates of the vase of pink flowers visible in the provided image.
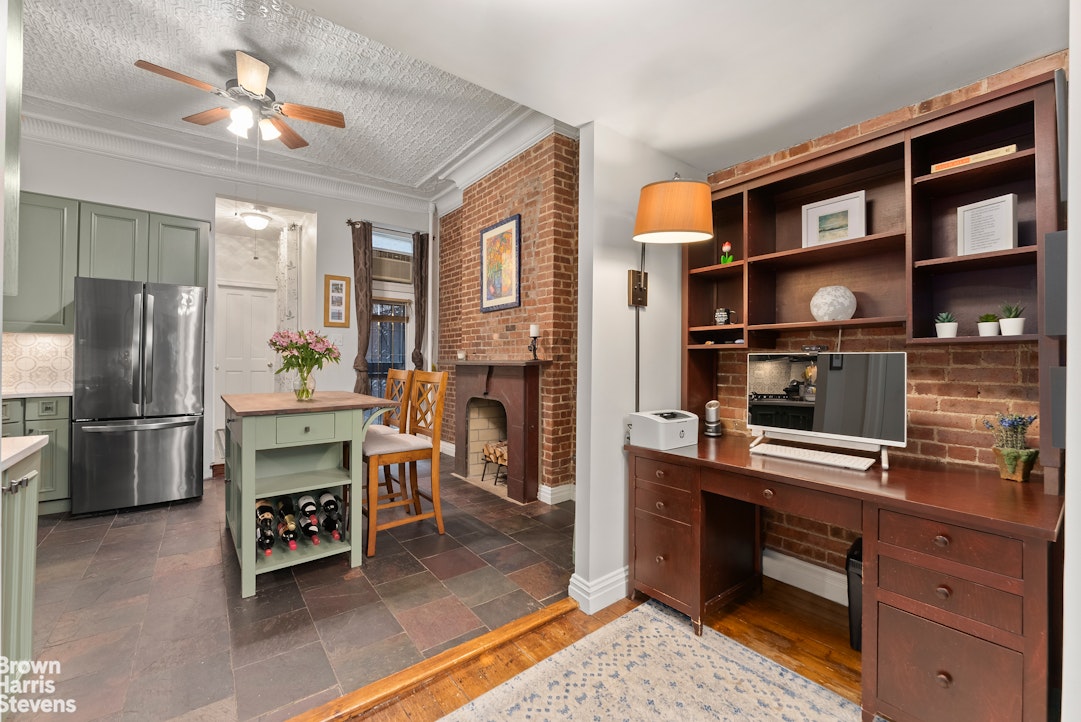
[268,330,341,401]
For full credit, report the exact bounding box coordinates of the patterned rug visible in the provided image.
[441,599,861,721]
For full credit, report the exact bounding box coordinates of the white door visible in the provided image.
[214,284,277,441]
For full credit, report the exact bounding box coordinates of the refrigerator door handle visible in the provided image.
[131,293,143,405]
[144,292,155,404]
[80,419,199,433]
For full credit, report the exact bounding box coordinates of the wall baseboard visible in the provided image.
[762,548,850,607]
[538,483,575,505]
[568,566,628,615]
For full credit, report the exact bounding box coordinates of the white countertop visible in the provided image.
[1,435,48,471]
[2,388,74,399]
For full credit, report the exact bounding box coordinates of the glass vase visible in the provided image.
[293,368,316,401]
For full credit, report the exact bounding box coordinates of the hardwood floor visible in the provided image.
[295,577,861,721]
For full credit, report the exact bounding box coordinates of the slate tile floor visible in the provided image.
[15,456,574,721]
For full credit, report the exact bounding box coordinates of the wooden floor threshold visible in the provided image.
[291,597,581,722]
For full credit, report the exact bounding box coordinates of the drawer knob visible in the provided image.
[655,501,665,511]
[935,585,952,600]
[762,488,775,500]
[655,469,666,479]
[935,672,953,689]
[304,426,311,433]
[933,534,951,549]
[655,555,665,565]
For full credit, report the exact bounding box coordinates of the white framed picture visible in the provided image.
[802,190,866,248]
[956,193,1017,256]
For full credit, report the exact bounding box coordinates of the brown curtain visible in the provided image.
[411,231,429,370]
[347,219,373,394]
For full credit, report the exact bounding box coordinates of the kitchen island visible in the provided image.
[2,435,47,661]
[222,391,392,597]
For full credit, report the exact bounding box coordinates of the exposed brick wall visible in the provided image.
[438,133,579,489]
[706,51,1063,573]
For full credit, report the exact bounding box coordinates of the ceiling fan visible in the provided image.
[134,51,345,150]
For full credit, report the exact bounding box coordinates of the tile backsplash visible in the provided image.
[2,333,74,394]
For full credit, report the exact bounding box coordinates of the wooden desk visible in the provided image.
[626,435,1063,722]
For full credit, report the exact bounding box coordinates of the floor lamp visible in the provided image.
[630,174,714,411]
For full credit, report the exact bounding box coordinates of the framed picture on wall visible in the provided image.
[480,214,521,312]
[802,190,866,247]
[323,274,351,327]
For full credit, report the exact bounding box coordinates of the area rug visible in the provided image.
[440,599,861,721]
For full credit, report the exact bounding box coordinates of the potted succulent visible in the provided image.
[998,301,1026,336]
[984,412,1038,482]
[977,312,1000,336]
[934,311,958,338]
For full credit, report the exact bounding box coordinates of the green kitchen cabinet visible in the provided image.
[3,193,79,333]
[78,203,210,287]
[25,397,70,507]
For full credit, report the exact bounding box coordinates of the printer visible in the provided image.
[625,409,699,450]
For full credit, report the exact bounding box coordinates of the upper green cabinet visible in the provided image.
[78,203,209,287]
[3,193,80,333]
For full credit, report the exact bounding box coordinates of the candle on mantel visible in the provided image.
[529,324,540,337]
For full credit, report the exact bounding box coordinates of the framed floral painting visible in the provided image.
[480,214,521,312]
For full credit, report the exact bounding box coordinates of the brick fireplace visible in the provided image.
[454,360,546,502]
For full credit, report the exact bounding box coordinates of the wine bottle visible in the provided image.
[319,491,340,518]
[317,509,341,541]
[276,496,299,550]
[297,494,319,524]
[297,514,321,545]
[255,499,276,556]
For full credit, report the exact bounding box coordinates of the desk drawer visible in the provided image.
[701,469,861,529]
[635,478,693,525]
[879,556,1023,634]
[275,414,336,444]
[877,604,1022,722]
[634,457,693,492]
[879,510,1022,578]
[633,508,694,605]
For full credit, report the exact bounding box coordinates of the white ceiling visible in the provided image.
[23,0,1069,212]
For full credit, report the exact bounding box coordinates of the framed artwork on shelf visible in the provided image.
[480,214,521,312]
[323,274,350,327]
[802,190,866,247]
[956,193,1017,256]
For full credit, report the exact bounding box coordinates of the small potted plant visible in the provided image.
[719,241,734,264]
[934,311,958,338]
[984,412,1038,482]
[999,301,1026,336]
[977,312,1000,336]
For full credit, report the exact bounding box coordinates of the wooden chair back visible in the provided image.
[383,368,413,431]
[405,370,447,444]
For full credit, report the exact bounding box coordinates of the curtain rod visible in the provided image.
[345,219,419,235]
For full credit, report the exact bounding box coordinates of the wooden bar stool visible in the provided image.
[365,368,413,496]
[361,370,447,556]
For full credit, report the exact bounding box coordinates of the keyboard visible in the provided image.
[749,443,876,470]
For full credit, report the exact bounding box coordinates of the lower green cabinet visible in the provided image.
[4,397,71,512]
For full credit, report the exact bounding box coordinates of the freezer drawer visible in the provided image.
[71,416,203,514]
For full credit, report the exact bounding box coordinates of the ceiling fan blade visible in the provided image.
[235,51,269,96]
[182,107,230,125]
[135,60,220,94]
[279,103,346,128]
[269,117,309,149]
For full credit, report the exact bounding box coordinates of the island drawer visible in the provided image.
[275,413,337,444]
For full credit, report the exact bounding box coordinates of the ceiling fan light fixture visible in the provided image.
[241,211,271,231]
[258,118,281,141]
[227,105,254,137]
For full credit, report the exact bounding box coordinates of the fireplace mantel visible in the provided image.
[453,360,549,502]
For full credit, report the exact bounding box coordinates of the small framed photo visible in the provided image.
[956,193,1017,256]
[802,190,866,248]
[480,214,521,312]
[323,274,351,328]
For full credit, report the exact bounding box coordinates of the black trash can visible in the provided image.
[846,538,863,651]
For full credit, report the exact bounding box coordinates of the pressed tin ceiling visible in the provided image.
[21,0,527,202]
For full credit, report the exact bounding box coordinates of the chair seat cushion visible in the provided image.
[363,432,433,456]
[366,424,399,436]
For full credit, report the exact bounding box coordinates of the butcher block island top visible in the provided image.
[221,391,388,416]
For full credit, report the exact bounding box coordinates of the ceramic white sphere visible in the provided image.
[809,285,857,322]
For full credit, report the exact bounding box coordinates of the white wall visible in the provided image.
[570,122,707,612]
[21,139,430,475]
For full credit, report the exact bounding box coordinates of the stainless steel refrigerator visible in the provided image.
[71,277,206,514]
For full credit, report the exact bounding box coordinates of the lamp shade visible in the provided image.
[633,178,713,243]
[241,211,271,231]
